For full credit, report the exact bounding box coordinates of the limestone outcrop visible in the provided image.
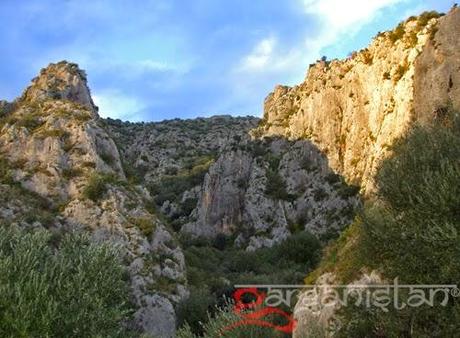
[0,62,186,337]
[254,8,460,193]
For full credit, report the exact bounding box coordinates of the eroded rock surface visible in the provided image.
[254,8,460,193]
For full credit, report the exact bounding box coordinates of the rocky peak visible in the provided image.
[255,8,460,193]
[21,61,98,115]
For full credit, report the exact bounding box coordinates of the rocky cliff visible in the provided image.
[255,8,460,193]
[106,119,360,251]
[0,61,186,337]
[2,7,459,337]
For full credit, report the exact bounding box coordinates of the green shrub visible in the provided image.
[82,173,117,201]
[416,11,442,30]
[337,183,360,199]
[62,167,83,179]
[388,22,405,43]
[99,151,116,165]
[177,303,288,338]
[177,287,217,334]
[313,187,328,201]
[265,170,295,201]
[325,172,341,185]
[37,129,69,139]
[361,49,373,65]
[0,226,132,338]
[151,159,214,205]
[0,156,13,184]
[336,112,460,336]
[278,231,322,265]
[131,216,155,237]
[393,63,409,82]
[181,231,323,334]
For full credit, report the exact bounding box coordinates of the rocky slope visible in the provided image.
[1,7,458,338]
[275,7,460,338]
[254,8,460,193]
[106,119,360,251]
[0,61,186,337]
[0,61,360,336]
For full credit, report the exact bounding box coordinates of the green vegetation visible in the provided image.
[388,22,405,43]
[177,303,288,338]
[178,231,322,336]
[82,172,119,201]
[264,157,296,202]
[62,167,84,179]
[0,226,132,338]
[150,155,215,206]
[416,11,442,30]
[393,63,409,82]
[16,113,44,131]
[99,150,116,165]
[361,49,373,65]
[309,110,460,337]
[37,128,69,139]
[130,216,155,237]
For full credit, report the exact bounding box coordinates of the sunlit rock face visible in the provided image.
[290,8,460,338]
[0,62,186,338]
[21,60,98,115]
[255,7,460,193]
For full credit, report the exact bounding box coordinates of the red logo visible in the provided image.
[220,288,297,335]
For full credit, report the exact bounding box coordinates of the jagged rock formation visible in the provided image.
[21,61,98,114]
[0,62,186,337]
[293,271,383,337]
[1,7,456,337]
[254,8,460,193]
[287,8,460,337]
[182,138,359,250]
[106,120,360,250]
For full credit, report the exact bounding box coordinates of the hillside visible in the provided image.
[0,6,459,338]
[255,8,460,193]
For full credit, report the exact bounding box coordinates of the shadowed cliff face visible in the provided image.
[255,8,460,194]
[1,7,458,337]
[106,119,360,251]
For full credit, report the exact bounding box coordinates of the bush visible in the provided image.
[393,63,409,82]
[313,187,328,201]
[416,11,442,30]
[82,173,117,201]
[337,183,360,199]
[62,167,83,179]
[15,113,44,131]
[131,216,155,237]
[181,231,323,334]
[336,112,460,336]
[176,287,217,334]
[0,226,132,337]
[265,170,295,201]
[388,22,405,43]
[177,303,288,338]
[99,151,116,165]
[151,159,213,205]
[278,231,321,265]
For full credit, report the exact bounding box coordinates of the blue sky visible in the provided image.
[0,0,454,121]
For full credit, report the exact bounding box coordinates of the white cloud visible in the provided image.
[230,0,408,116]
[301,0,405,53]
[302,0,403,31]
[93,89,146,122]
[236,0,405,81]
[239,37,276,71]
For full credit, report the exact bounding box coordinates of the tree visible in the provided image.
[0,226,133,337]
